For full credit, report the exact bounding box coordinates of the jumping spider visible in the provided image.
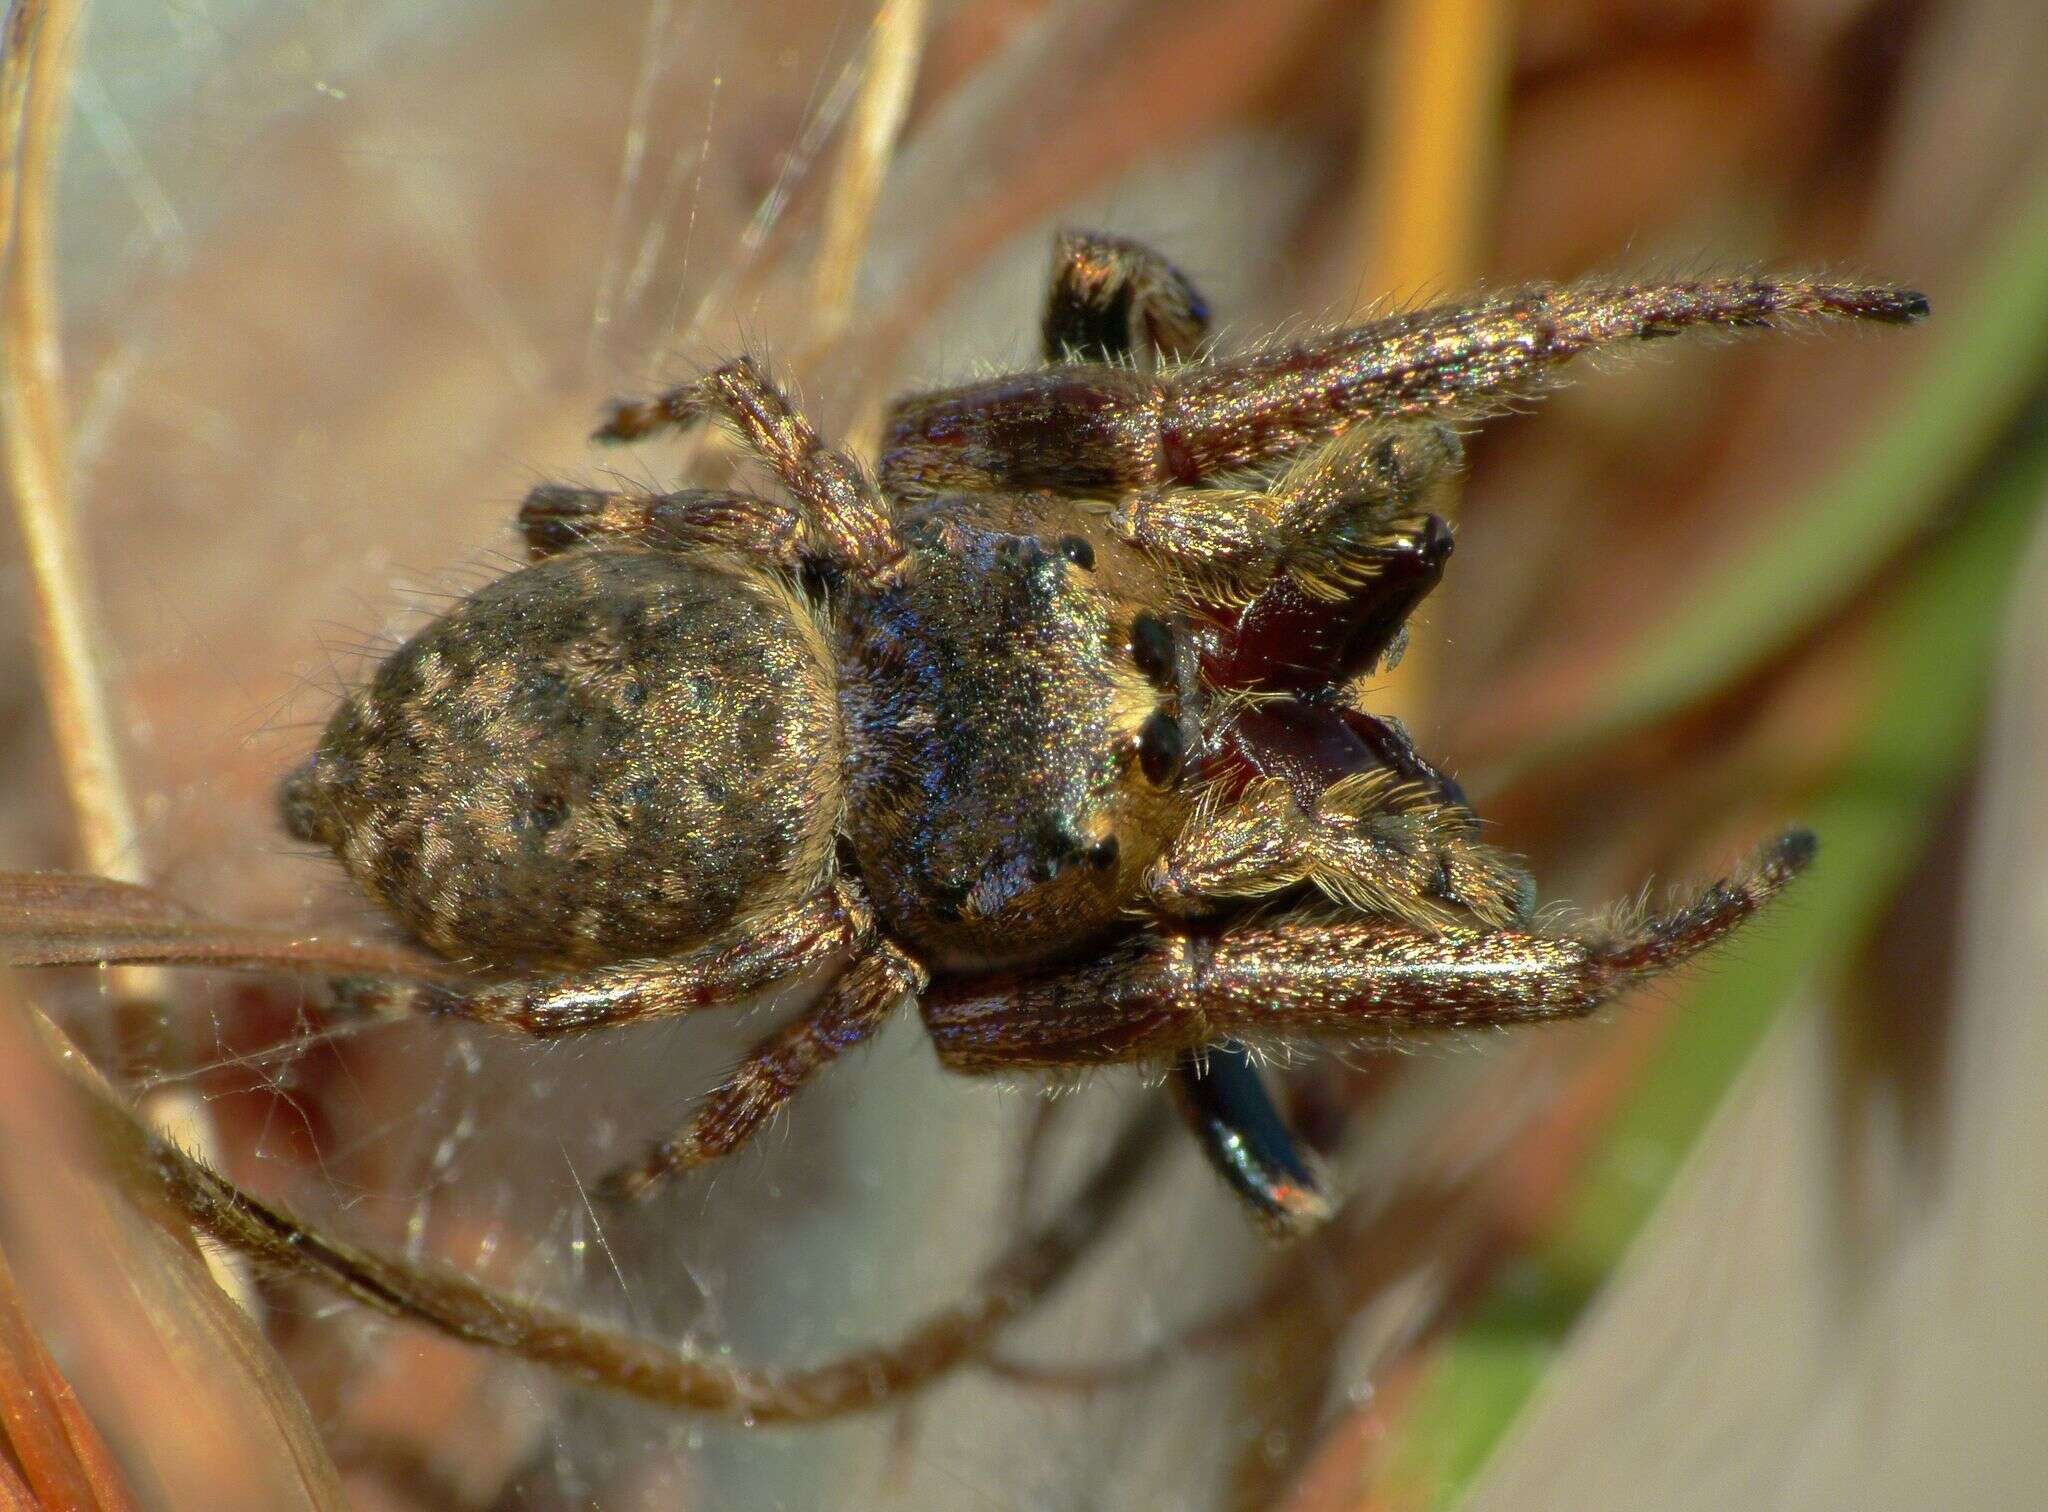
[280,231,1925,1233]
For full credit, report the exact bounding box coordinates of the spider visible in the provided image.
[278,230,1926,1236]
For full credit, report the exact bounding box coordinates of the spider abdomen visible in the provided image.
[282,548,842,968]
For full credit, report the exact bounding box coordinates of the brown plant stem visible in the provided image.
[52,992,1168,1424]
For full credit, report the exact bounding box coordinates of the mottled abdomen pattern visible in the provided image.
[282,549,841,968]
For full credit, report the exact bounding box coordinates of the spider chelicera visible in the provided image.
[277,230,1925,1241]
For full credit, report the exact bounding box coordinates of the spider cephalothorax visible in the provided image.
[839,494,1201,970]
[284,230,1924,1228]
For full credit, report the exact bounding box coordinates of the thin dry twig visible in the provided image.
[37,986,1169,1425]
[0,0,254,1314]
[809,0,927,344]
[0,871,459,981]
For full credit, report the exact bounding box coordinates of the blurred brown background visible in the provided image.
[0,0,2043,1507]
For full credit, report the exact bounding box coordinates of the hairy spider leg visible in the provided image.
[593,355,902,574]
[1151,279,1929,482]
[1110,415,1453,576]
[922,832,1814,1071]
[1169,1042,1331,1236]
[1041,229,1211,366]
[879,276,1928,497]
[333,882,927,1199]
[519,483,808,568]
[602,938,927,1200]
[331,884,872,1037]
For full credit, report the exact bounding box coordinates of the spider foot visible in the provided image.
[1591,826,1816,979]
[599,943,922,1201]
[592,380,716,444]
[326,973,460,1022]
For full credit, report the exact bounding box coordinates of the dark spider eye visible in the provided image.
[1087,834,1120,870]
[1129,614,1175,684]
[1137,710,1184,786]
[1056,534,1095,570]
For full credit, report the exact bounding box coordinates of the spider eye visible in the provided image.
[1056,534,1096,570]
[1136,709,1184,786]
[1129,614,1175,685]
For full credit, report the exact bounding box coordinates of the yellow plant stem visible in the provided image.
[1345,0,1513,737]
[812,0,926,345]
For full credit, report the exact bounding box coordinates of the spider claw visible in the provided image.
[591,399,662,443]
[595,1158,666,1204]
[1826,287,1929,324]
[327,973,456,1021]
[1768,825,1821,876]
[592,386,709,444]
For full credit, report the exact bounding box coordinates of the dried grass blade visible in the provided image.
[0,0,140,885]
[0,1244,105,1510]
[811,0,926,342]
[0,871,453,982]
